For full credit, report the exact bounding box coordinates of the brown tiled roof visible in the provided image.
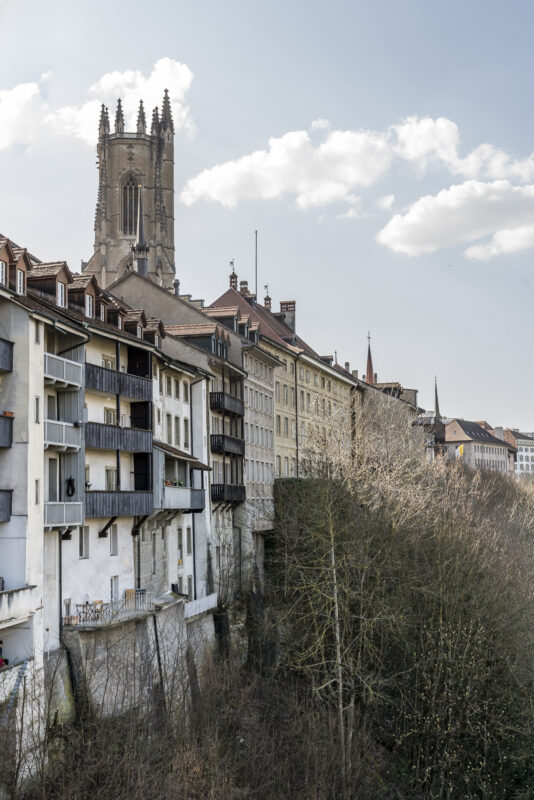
[28,262,71,279]
[165,323,220,337]
[145,318,165,332]
[204,306,239,319]
[124,309,146,324]
[69,273,97,290]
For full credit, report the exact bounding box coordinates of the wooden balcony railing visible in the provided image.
[0,416,13,448]
[85,490,153,518]
[209,392,244,416]
[85,363,152,400]
[210,434,245,456]
[85,422,152,452]
[0,339,13,373]
[210,483,246,503]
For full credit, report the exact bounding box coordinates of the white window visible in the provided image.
[79,526,89,559]
[110,524,118,556]
[174,416,180,446]
[57,281,66,307]
[110,575,119,603]
[85,294,94,318]
[105,468,117,491]
[155,335,159,348]
[16,269,24,294]
[100,304,105,321]
[183,381,189,402]
[117,316,122,329]
[137,325,142,338]
[0,260,6,286]
[184,418,190,449]
[104,407,116,425]
[35,396,40,424]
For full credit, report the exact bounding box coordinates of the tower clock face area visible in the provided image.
[83,94,176,289]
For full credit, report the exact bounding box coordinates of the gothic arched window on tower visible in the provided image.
[122,175,138,236]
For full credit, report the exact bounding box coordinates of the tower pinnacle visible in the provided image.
[137,100,146,134]
[366,332,375,385]
[132,185,148,276]
[115,98,124,133]
[161,88,174,132]
[434,376,441,420]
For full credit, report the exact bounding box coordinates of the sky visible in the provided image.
[1,0,534,426]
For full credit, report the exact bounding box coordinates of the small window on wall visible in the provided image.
[183,382,189,402]
[177,528,183,562]
[155,335,159,348]
[35,480,40,505]
[16,269,24,295]
[117,317,122,330]
[186,526,192,555]
[110,575,119,603]
[35,396,40,424]
[166,376,172,396]
[57,282,66,308]
[85,294,94,318]
[105,468,117,491]
[174,379,180,398]
[35,321,40,344]
[100,305,105,321]
[0,260,6,286]
[174,417,180,446]
[187,575,193,600]
[79,526,89,559]
[110,524,118,556]
[104,407,117,425]
[137,325,142,338]
[183,418,190,449]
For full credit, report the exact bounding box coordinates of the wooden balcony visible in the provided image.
[160,486,205,512]
[210,483,246,503]
[0,416,13,448]
[44,501,83,529]
[85,490,153,518]
[85,422,152,452]
[85,363,152,400]
[44,420,82,451]
[210,434,245,456]
[0,339,13,373]
[209,392,244,416]
[44,353,83,389]
[0,490,12,522]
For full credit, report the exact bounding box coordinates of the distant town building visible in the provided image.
[444,419,516,473]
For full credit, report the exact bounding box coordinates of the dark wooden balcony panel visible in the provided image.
[85,491,153,518]
[0,339,13,373]
[210,484,246,504]
[0,490,12,522]
[210,434,245,456]
[0,416,13,448]
[209,392,244,416]
[85,422,152,452]
[85,363,152,400]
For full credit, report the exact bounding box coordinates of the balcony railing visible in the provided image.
[210,434,245,456]
[44,420,82,451]
[184,592,218,619]
[44,353,83,389]
[0,416,13,448]
[0,338,13,373]
[85,490,153,518]
[44,501,83,528]
[85,422,152,452]
[0,490,12,522]
[161,485,205,512]
[211,483,246,503]
[63,590,155,628]
[209,392,244,416]
[85,363,152,400]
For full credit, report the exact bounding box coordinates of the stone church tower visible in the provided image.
[83,92,175,288]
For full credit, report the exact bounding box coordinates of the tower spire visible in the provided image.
[137,100,146,134]
[98,104,109,139]
[434,376,441,420]
[161,88,174,132]
[114,98,124,133]
[132,185,148,276]
[366,332,375,385]
[151,106,160,136]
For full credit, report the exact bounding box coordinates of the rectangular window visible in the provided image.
[166,413,172,444]
[187,575,193,600]
[104,407,116,425]
[79,526,89,559]
[101,355,116,370]
[284,417,289,437]
[166,375,172,396]
[184,418,190,448]
[174,378,180,398]
[0,260,6,285]
[35,479,39,505]
[159,371,163,394]
[284,457,289,476]
[177,576,183,593]
[183,382,189,402]
[35,321,40,344]
[16,269,24,294]
[105,468,117,491]
[110,575,119,603]
[85,294,94,318]
[283,385,288,404]
[117,316,122,330]
[136,325,142,338]
[299,367,304,380]
[35,396,40,423]
[152,532,157,575]
[57,281,66,307]
[186,526,192,555]
[110,524,118,556]
[300,390,304,411]
[275,382,280,402]
[100,304,105,321]
[174,416,180,446]
[177,528,183,563]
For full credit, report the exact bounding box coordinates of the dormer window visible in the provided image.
[100,305,105,321]
[137,325,142,338]
[155,335,159,348]
[57,282,66,307]
[0,261,6,286]
[85,294,94,318]
[16,269,24,295]
[117,317,122,330]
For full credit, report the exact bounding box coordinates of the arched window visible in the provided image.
[122,175,138,235]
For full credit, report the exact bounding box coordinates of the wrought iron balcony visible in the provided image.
[210,483,246,503]
[0,490,12,522]
[85,363,152,400]
[44,353,83,389]
[160,485,205,512]
[0,339,13,373]
[85,490,153,518]
[44,501,83,529]
[85,422,152,452]
[209,392,244,416]
[210,434,245,456]
[0,416,13,448]
[44,420,82,451]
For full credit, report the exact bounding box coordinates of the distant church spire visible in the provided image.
[366,332,375,385]
[161,89,174,132]
[434,376,441,420]
[132,185,148,276]
[137,100,146,134]
[115,98,124,133]
[98,104,109,138]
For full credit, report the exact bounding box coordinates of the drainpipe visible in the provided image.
[58,529,63,642]
[294,353,302,477]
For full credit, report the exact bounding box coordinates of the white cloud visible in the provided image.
[377,180,534,258]
[181,127,391,208]
[376,194,395,211]
[311,118,331,130]
[0,58,194,151]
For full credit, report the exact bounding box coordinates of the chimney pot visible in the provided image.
[279,300,296,333]
[173,278,180,296]
[352,369,359,380]
[239,280,249,294]
[344,361,350,372]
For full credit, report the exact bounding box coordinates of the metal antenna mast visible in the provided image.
[255,230,258,299]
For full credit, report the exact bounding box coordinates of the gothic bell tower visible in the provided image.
[83,91,175,288]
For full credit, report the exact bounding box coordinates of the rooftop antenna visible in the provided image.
[335,350,338,364]
[254,230,258,299]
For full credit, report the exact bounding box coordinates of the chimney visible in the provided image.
[264,293,272,311]
[173,278,180,297]
[280,300,296,333]
[352,369,359,380]
[239,280,249,294]
[494,426,504,440]
[344,361,350,372]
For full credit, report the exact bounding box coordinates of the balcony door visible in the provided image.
[48,458,58,502]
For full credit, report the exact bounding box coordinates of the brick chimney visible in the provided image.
[280,300,296,333]
[239,280,249,295]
